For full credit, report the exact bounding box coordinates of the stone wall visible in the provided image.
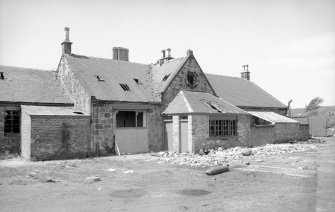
[0,104,20,153]
[250,125,275,146]
[274,123,300,143]
[299,124,310,141]
[92,102,164,154]
[57,56,91,113]
[162,56,215,107]
[30,116,90,160]
[147,105,164,151]
[190,114,251,152]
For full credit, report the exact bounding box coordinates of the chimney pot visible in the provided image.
[241,64,250,81]
[161,50,166,58]
[61,27,72,54]
[166,48,171,58]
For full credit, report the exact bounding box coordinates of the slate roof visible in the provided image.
[0,65,72,104]
[248,111,298,124]
[163,90,248,115]
[64,54,159,102]
[205,74,287,108]
[21,105,89,116]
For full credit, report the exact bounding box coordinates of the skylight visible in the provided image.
[134,78,142,85]
[162,74,170,81]
[120,83,131,91]
[96,75,104,81]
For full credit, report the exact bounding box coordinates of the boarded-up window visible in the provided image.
[4,111,20,134]
[209,120,236,137]
[117,111,146,128]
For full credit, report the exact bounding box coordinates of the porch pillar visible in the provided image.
[172,115,180,152]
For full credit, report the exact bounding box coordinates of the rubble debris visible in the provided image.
[46,177,57,183]
[108,168,116,172]
[242,149,252,156]
[206,165,229,175]
[123,170,134,174]
[85,176,101,183]
[148,142,316,167]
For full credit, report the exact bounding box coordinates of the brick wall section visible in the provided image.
[162,57,215,107]
[274,123,300,143]
[190,115,251,152]
[299,124,310,141]
[30,116,90,160]
[250,125,275,146]
[0,105,20,153]
[57,56,91,113]
[147,105,164,151]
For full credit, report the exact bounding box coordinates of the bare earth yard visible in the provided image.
[1,138,334,212]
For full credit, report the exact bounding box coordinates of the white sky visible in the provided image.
[0,0,334,108]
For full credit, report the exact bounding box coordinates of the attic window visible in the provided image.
[0,72,4,80]
[96,75,104,81]
[134,78,142,85]
[120,83,131,91]
[162,74,170,81]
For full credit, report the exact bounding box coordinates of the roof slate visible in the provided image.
[206,74,287,108]
[0,65,72,104]
[163,90,248,115]
[64,54,159,102]
[248,111,298,124]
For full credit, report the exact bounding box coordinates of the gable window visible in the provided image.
[119,83,131,91]
[162,74,170,81]
[4,111,20,135]
[209,120,236,137]
[116,111,146,128]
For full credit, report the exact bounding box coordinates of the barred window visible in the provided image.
[4,111,20,134]
[209,120,236,137]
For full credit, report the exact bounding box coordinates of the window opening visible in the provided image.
[162,74,170,81]
[4,111,20,135]
[116,111,146,128]
[73,111,84,115]
[134,78,142,85]
[119,83,131,91]
[209,120,236,137]
[96,75,104,81]
[180,115,188,120]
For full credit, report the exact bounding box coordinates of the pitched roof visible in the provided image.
[163,90,248,115]
[151,57,188,93]
[206,74,287,108]
[64,54,159,102]
[248,111,298,124]
[0,65,72,104]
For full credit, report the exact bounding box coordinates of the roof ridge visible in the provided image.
[66,54,151,67]
[0,64,54,72]
[180,90,193,113]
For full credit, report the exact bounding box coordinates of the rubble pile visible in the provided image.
[150,143,317,167]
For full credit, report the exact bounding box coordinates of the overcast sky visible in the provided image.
[0,0,334,108]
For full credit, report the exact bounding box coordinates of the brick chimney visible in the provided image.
[113,47,129,61]
[61,27,72,54]
[241,65,250,81]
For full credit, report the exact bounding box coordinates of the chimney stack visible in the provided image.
[61,27,72,54]
[113,47,129,61]
[241,65,250,80]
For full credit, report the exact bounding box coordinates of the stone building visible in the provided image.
[0,28,309,160]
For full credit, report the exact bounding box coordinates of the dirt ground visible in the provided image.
[1,138,334,212]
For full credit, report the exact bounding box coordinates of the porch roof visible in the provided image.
[247,111,299,124]
[162,90,248,115]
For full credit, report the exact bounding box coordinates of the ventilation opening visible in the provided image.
[162,74,170,81]
[73,111,84,115]
[204,102,222,113]
[0,72,4,80]
[96,75,104,81]
[120,83,131,91]
[134,78,142,85]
